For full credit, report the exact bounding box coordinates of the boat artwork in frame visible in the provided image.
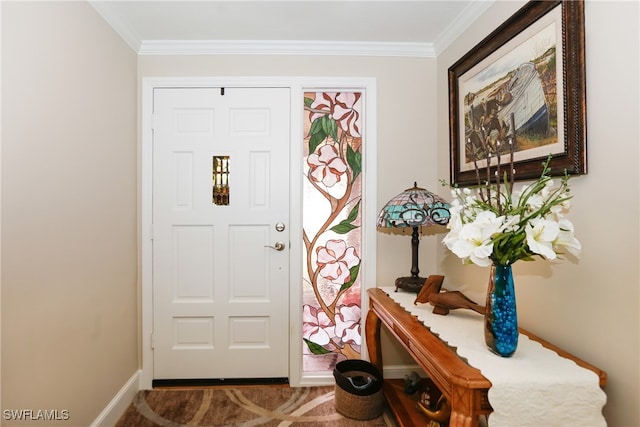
[448,0,587,187]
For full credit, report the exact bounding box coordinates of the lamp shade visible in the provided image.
[377,183,451,229]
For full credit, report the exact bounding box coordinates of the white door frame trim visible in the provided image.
[140,77,377,389]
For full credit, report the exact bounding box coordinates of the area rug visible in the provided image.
[115,386,389,427]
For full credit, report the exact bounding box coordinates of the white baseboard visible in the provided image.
[297,363,425,387]
[90,370,141,427]
[297,372,335,387]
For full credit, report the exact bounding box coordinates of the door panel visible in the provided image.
[152,87,290,379]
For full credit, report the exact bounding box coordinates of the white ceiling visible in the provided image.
[89,0,494,56]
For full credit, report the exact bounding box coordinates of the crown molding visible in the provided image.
[90,0,495,58]
[433,0,495,55]
[138,40,436,57]
[89,1,141,53]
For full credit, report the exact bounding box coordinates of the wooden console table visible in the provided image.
[365,288,607,427]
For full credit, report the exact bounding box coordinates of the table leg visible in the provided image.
[365,308,382,377]
[449,386,479,427]
[449,410,477,427]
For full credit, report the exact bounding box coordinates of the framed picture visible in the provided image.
[449,0,586,186]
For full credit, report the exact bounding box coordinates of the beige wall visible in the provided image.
[436,1,639,426]
[1,0,638,426]
[1,2,138,426]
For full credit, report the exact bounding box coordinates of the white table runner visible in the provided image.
[381,287,607,426]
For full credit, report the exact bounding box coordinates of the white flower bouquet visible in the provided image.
[442,155,581,267]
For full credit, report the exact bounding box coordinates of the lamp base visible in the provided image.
[395,276,426,293]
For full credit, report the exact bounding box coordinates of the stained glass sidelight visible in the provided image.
[302,92,364,372]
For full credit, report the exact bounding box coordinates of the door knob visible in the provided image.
[265,241,286,251]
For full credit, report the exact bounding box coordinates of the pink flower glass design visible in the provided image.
[335,304,362,345]
[333,93,362,137]
[307,145,348,187]
[309,93,334,122]
[302,304,333,346]
[308,92,362,138]
[316,239,360,285]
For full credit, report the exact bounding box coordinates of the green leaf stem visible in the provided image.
[340,263,361,293]
[304,338,331,355]
[347,145,361,179]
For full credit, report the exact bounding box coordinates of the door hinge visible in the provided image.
[150,332,155,350]
[150,224,154,240]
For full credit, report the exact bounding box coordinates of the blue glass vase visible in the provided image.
[484,264,518,357]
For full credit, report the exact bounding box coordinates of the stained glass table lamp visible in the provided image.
[377,182,450,292]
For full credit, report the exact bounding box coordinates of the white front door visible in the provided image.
[152,87,290,379]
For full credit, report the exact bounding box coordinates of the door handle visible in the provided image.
[265,241,286,251]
